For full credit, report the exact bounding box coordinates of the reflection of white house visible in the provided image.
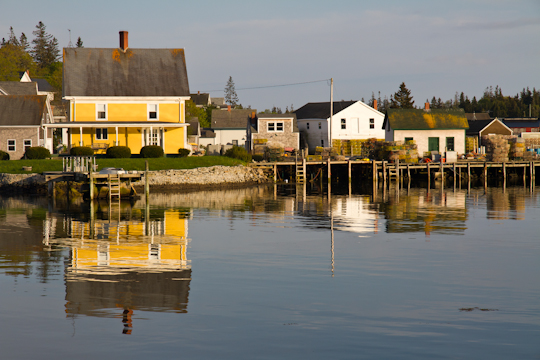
[295,100,384,153]
[332,196,379,236]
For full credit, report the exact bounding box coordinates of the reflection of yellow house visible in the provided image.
[48,31,190,155]
[67,209,189,273]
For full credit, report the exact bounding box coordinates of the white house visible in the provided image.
[294,100,384,153]
[383,104,469,155]
[210,108,256,146]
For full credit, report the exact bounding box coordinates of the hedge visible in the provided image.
[0,150,9,160]
[25,146,51,159]
[70,146,94,156]
[106,146,132,158]
[224,146,251,162]
[178,148,190,157]
[140,145,164,158]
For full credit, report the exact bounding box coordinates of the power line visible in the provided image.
[199,78,330,93]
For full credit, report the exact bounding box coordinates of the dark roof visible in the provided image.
[294,101,356,119]
[63,47,189,96]
[466,112,491,121]
[201,128,216,138]
[502,118,540,128]
[190,93,209,106]
[0,82,38,95]
[0,95,47,126]
[384,108,468,130]
[211,109,256,129]
[466,119,493,135]
[33,78,55,92]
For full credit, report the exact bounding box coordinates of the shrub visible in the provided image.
[0,150,9,160]
[252,154,264,162]
[140,145,164,158]
[106,146,132,158]
[24,146,51,159]
[224,146,251,162]
[70,146,94,156]
[178,148,190,158]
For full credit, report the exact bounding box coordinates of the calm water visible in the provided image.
[0,184,539,359]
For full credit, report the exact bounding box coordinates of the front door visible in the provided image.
[428,137,439,152]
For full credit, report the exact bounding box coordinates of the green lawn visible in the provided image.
[0,156,246,174]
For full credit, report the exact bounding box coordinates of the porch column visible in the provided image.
[150,126,153,145]
[79,127,83,146]
[115,127,119,146]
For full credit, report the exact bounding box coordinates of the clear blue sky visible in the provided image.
[2,0,539,111]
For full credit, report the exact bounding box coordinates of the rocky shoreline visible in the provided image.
[0,165,271,194]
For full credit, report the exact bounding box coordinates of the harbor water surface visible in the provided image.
[0,184,539,359]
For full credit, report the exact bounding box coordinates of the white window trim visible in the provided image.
[147,104,159,121]
[96,104,107,121]
[341,118,346,130]
[24,139,32,147]
[369,118,375,129]
[96,128,109,140]
[267,122,284,132]
[7,139,16,152]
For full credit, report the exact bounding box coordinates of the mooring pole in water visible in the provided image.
[145,160,149,203]
[372,160,378,186]
[503,162,507,191]
[440,161,444,190]
[327,160,331,195]
[348,160,351,185]
[273,163,277,183]
[467,162,471,182]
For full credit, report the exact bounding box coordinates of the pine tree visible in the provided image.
[19,33,29,51]
[390,82,415,108]
[31,21,60,68]
[224,76,239,107]
[7,27,20,46]
[76,37,83,48]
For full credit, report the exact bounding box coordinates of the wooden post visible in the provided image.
[382,161,387,188]
[89,171,94,200]
[327,159,331,185]
[303,158,306,184]
[523,163,527,186]
[440,161,444,190]
[48,180,54,198]
[467,162,471,181]
[108,174,112,203]
[145,160,149,203]
[427,162,431,190]
[503,161,507,190]
[348,160,351,185]
[453,162,457,190]
[484,162,488,189]
[407,163,410,180]
[372,160,378,185]
[273,163,277,183]
[396,159,400,187]
[458,165,461,189]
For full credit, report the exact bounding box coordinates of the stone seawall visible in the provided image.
[0,166,270,194]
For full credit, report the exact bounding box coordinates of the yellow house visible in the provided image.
[48,31,191,155]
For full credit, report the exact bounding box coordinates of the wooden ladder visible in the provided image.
[296,160,305,184]
[108,175,121,201]
[388,166,398,180]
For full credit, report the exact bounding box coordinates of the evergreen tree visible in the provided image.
[76,37,83,48]
[224,76,239,107]
[31,21,60,69]
[7,27,19,46]
[19,33,29,51]
[390,82,415,108]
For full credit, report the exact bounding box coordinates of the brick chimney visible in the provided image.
[425,102,430,110]
[119,31,128,51]
[373,99,378,111]
[228,105,231,112]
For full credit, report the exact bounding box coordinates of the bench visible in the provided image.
[91,143,109,151]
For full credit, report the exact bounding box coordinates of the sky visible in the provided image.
[2,0,539,111]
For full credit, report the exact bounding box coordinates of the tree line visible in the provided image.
[366,82,540,118]
[0,23,83,98]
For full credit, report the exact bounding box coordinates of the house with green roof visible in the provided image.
[382,104,469,156]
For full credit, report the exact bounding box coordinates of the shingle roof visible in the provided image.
[384,108,468,130]
[0,82,38,95]
[211,109,256,129]
[502,119,540,128]
[466,119,493,135]
[294,101,356,119]
[465,112,491,121]
[201,129,216,138]
[190,93,209,106]
[0,95,47,126]
[187,120,200,136]
[33,78,55,92]
[63,47,189,97]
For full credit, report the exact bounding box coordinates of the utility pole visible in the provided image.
[329,78,333,148]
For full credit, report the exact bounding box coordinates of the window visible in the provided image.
[321,139,324,147]
[232,140,238,146]
[446,137,455,151]
[7,139,15,152]
[404,137,413,143]
[369,118,375,129]
[96,128,108,140]
[267,122,284,132]
[307,122,310,130]
[148,104,158,120]
[24,139,32,152]
[341,118,346,130]
[318,122,321,129]
[96,104,107,120]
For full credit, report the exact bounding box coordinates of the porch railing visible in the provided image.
[62,156,97,173]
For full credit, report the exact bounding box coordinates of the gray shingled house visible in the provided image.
[210,108,256,146]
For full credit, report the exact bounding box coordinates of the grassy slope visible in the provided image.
[0,156,245,174]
